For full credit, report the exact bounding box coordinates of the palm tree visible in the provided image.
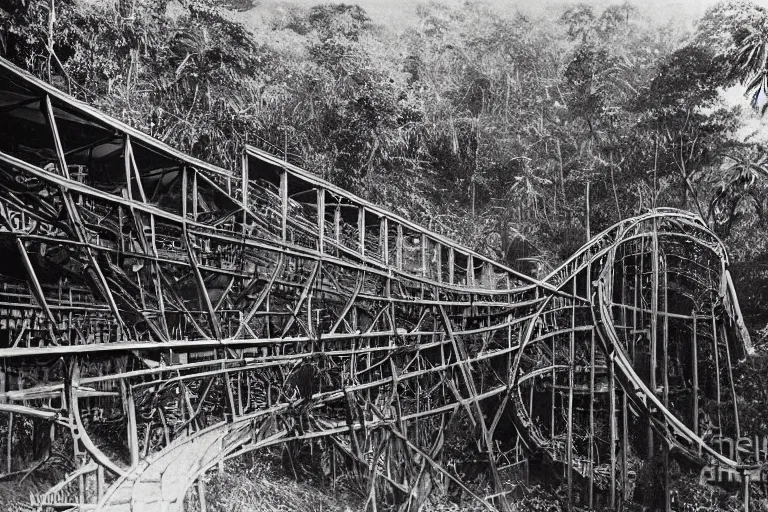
[733,23,768,114]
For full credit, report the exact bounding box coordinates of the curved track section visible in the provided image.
[0,58,755,511]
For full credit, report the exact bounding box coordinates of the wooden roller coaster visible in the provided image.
[0,57,758,511]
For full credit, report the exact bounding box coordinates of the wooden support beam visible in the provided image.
[436,243,442,283]
[396,224,403,271]
[712,310,723,434]
[692,314,699,442]
[468,255,475,287]
[184,226,223,339]
[334,205,341,258]
[649,221,658,458]
[358,206,365,257]
[125,136,148,203]
[588,327,595,510]
[280,261,320,338]
[43,95,127,337]
[242,151,249,234]
[551,299,556,442]
[16,239,57,326]
[317,188,325,254]
[193,170,199,221]
[280,169,288,241]
[6,412,12,473]
[448,248,455,285]
[620,253,629,501]
[567,277,575,511]
[120,378,140,468]
[198,478,208,512]
[621,387,629,501]
[663,262,670,512]
[381,217,388,266]
[182,167,189,219]
[609,354,617,509]
[329,273,363,335]
[722,324,741,442]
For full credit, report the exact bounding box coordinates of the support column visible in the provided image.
[692,314,699,442]
[649,225,659,459]
[358,206,366,257]
[609,354,617,509]
[241,151,249,234]
[280,170,288,241]
[567,277,575,510]
[588,327,595,510]
[663,262,670,512]
[120,379,139,468]
[317,188,325,254]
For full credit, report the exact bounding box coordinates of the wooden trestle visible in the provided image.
[0,57,757,511]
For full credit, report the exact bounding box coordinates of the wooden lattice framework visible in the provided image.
[0,57,758,511]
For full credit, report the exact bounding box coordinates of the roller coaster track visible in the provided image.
[0,57,757,511]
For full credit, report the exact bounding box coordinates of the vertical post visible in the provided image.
[621,251,629,501]
[120,379,139,468]
[567,278,575,510]
[317,188,325,254]
[182,167,188,219]
[381,217,388,265]
[358,206,365,257]
[192,170,199,221]
[551,302,556,442]
[609,354,617,509]
[589,327,595,510]
[6,412,12,473]
[241,152,249,234]
[307,293,314,341]
[712,311,722,434]
[663,263,671,512]
[198,478,208,512]
[280,169,288,241]
[637,236,646,362]
[78,471,85,505]
[649,223,659,459]
[692,314,699,440]
[436,244,443,283]
[150,214,157,253]
[744,472,750,512]
[124,137,133,200]
[722,325,741,442]
[585,181,591,240]
[396,224,403,271]
[448,247,455,285]
[97,464,105,500]
[334,205,341,257]
[421,234,428,277]
[622,386,629,501]
[468,255,475,287]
